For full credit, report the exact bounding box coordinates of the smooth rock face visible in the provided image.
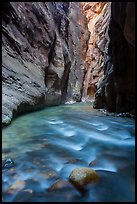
[81,2,111,101]
[93,2,135,114]
[2,2,89,126]
[69,167,99,191]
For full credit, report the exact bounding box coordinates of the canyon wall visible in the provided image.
[2,2,89,126]
[81,2,111,101]
[2,2,135,127]
[93,2,135,114]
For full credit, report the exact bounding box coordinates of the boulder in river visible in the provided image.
[69,167,99,192]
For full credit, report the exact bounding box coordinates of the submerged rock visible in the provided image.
[9,180,26,192]
[48,180,72,192]
[41,170,59,180]
[115,112,135,118]
[3,158,15,169]
[69,167,99,192]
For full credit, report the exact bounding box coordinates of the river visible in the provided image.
[2,102,135,202]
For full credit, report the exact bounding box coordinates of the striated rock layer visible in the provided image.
[2,2,89,126]
[81,2,111,101]
[93,2,135,114]
[2,2,135,126]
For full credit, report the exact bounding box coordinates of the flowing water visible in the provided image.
[2,103,135,202]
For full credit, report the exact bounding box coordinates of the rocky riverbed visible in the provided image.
[2,103,135,202]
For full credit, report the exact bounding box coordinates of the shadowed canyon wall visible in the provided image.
[2,2,135,126]
[2,2,89,126]
[93,2,135,114]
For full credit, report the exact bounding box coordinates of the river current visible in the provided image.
[2,103,135,202]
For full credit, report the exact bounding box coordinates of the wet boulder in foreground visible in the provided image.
[69,167,99,192]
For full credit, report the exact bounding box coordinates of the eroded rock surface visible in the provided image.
[81,2,111,101]
[93,2,135,114]
[2,2,135,126]
[2,2,89,126]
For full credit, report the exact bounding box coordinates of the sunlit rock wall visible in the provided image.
[81,2,111,101]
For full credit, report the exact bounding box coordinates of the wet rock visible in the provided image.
[3,158,15,169]
[69,167,99,192]
[66,158,82,164]
[48,179,72,192]
[115,112,135,118]
[12,189,33,202]
[89,160,98,167]
[72,94,81,102]
[7,180,26,194]
[46,179,81,202]
[41,170,59,180]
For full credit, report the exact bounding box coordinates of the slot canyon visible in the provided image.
[2,2,135,202]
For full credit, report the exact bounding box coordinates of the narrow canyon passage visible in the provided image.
[2,2,135,202]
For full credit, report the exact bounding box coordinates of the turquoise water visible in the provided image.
[2,103,135,202]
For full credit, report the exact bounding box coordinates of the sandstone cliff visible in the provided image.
[93,2,135,114]
[2,2,135,127]
[2,2,89,126]
[81,2,111,101]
